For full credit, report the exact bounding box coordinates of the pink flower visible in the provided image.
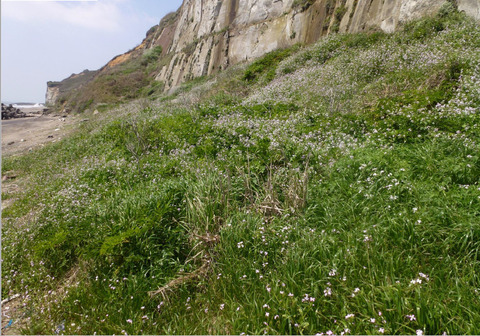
[406,314,416,321]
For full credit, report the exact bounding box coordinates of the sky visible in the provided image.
[1,0,183,103]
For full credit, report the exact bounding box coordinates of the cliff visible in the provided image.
[154,0,479,91]
[47,0,480,109]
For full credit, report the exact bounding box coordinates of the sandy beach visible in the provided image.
[2,108,77,157]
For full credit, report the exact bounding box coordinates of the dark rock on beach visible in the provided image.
[1,104,27,120]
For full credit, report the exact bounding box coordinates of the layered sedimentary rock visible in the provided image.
[47,0,479,105]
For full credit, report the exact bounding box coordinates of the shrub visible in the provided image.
[243,46,299,82]
[141,46,163,66]
[292,0,315,11]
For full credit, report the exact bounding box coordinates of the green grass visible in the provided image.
[243,46,300,83]
[2,10,480,335]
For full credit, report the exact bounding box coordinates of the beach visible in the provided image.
[2,107,77,157]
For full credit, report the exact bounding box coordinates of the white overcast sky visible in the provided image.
[1,0,183,103]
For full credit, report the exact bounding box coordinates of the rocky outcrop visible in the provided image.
[2,104,26,120]
[45,83,61,106]
[46,0,480,104]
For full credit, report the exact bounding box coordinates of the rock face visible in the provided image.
[46,0,480,105]
[458,0,480,19]
[45,83,61,106]
[152,0,479,91]
[2,104,27,120]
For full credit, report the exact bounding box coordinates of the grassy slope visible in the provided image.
[2,10,480,335]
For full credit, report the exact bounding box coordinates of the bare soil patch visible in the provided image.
[1,295,30,335]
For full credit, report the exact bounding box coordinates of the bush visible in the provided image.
[292,0,315,11]
[140,46,163,66]
[243,46,299,82]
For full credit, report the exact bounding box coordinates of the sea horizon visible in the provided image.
[2,101,45,108]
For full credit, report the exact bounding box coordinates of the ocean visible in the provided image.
[12,103,45,109]
[2,102,45,109]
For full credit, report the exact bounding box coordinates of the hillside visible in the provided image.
[45,0,480,112]
[3,7,480,335]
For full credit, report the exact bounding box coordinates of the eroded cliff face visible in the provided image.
[45,84,60,107]
[47,0,479,106]
[151,0,479,91]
